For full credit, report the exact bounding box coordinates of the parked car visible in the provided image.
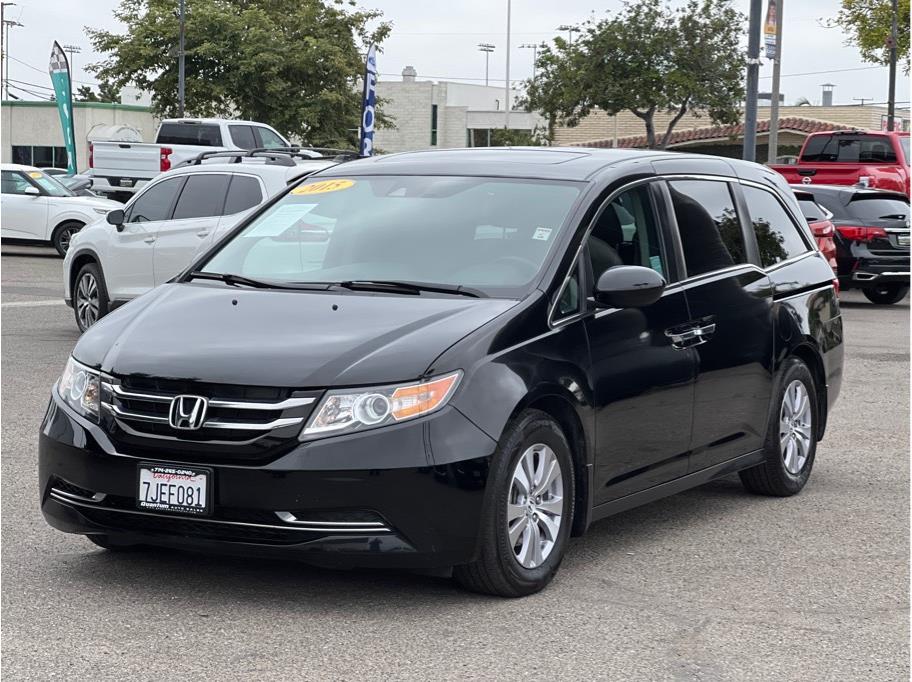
[44,168,100,197]
[87,118,298,201]
[64,149,340,331]
[792,184,909,304]
[792,188,838,275]
[770,130,910,196]
[39,148,843,597]
[0,163,121,255]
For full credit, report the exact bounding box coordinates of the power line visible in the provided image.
[8,54,98,85]
[759,65,886,80]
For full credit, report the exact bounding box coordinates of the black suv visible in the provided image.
[793,184,910,304]
[40,148,844,597]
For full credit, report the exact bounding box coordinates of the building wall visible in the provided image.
[553,105,912,146]
[1,100,158,171]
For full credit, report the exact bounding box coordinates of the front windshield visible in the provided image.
[27,170,74,197]
[201,175,582,296]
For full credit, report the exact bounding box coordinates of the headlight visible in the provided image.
[57,356,101,421]
[300,371,461,439]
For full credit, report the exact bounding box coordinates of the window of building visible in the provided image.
[587,184,666,281]
[741,185,811,267]
[224,175,263,215]
[430,104,438,146]
[668,180,747,277]
[172,174,232,220]
[10,145,68,168]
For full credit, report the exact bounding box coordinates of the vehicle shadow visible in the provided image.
[1,246,61,259]
[49,476,760,609]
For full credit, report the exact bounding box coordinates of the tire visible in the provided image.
[862,284,909,305]
[453,409,575,597]
[73,262,110,332]
[52,220,84,257]
[739,357,818,496]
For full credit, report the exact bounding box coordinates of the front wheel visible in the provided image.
[52,221,84,257]
[862,284,909,305]
[73,262,110,332]
[453,410,574,597]
[740,357,817,496]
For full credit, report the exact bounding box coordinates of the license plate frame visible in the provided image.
[118,177,134,187]
[136,463,212,516]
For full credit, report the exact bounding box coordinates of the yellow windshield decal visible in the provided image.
[28,171,44,179]
[291,179,355,195]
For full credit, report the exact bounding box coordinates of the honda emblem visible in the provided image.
[169,395,208,430]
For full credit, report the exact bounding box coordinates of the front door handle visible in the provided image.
[143,236,156,244]
[665,322,716,349]
[196,230,210,238]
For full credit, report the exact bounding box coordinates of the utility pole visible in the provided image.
[504,0,511,128]
[886,0,898,131]
[0,2,11,101]
[743,0,762,162]
[519,43,539,80]
[62,43,80,84]
[478,43,495,87]
[178,0,185,117]
[853,97,872,106]
[767,0,784,164]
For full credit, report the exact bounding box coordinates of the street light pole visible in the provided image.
[478,43,495,87]
[556,24,575,46]
[504,0,511,128]
[519,43,539,80]
[767,0,784,164]
[887,0,898,131]
[0,2,10,101]
[62,43,81,85]
[178,0,185,117]
[743,0,762,162]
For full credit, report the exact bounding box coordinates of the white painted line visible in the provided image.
[1,300,66,308]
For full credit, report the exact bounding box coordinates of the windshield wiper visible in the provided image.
[336,280,486,298]
[187,271,330,290]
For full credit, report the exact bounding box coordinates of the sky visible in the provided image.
[2,0,908,108]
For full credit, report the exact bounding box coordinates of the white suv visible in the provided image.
[64,151,339,331]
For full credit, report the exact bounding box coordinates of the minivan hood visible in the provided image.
[73,283,518,387]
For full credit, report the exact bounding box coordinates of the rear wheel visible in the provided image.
[453,410,574,597]
[73,262,110,332]
[740,357,817,496]
[863,284,909,305]
[52,220,84,257]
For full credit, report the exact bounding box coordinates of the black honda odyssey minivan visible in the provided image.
[40,148,844,596]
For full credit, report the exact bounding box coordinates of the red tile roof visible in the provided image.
[573,117,859,149]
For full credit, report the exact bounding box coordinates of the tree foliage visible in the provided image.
[76,81,121,103]
[523,0,745,149]
[86,0,390,147]
[830,0,910,72]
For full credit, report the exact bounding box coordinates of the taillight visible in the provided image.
[160,147,172,172]
[832,277,840,296]
[810,223,834,237]
[88,143,94,168]
[835,225,887,242]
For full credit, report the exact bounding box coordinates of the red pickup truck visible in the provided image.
[770,130,910,196]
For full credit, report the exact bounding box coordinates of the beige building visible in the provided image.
[1,100,158,171]
[375,67,545,153]
[555,105,910,160]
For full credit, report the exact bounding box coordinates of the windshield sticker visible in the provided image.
[28,171,43,178]
[532,227,553,241]
[292,179,356,196]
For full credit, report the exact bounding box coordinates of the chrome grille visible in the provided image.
[100,378,321,456]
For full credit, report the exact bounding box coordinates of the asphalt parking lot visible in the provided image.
[1,244,908,681]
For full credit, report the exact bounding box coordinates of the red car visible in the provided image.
[772,130,910,196]
[793,188,838,277]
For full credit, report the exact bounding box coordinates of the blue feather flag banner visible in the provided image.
[49,41,77,174]
[360,44,378,157]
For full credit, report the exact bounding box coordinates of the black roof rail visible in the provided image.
[174,146,360,168]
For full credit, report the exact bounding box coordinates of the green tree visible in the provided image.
[86,0,390,147]
[830,0,910,71]
[523,0,745,149]
[75,81,121,103]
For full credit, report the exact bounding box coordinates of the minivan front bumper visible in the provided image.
[39,393,498,569]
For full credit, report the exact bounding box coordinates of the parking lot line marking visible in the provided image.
[1,300,66,308]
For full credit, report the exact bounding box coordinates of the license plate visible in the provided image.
[118,178,134,187]
[898,234,910,246]
[137,464,210,515]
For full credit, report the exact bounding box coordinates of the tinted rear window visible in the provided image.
[223,175,263,214]
[157,123,223,147]
[172,174,231,219]
[229,125,257,150]
[797,198,827,222]
[848,196,910,221]
[802,134,897,163]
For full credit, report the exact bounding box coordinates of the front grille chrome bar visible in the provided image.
[103,382,315,410]
[102,402,304,431]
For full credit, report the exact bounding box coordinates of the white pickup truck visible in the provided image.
[87,118,292,201]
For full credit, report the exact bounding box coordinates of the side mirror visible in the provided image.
[23,186,40,197]
[594,265,666,308]
[106,209,125,230]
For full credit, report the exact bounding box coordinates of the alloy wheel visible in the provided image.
[780,379,812,475]
[58,226,79,254]
[76,272,99,330]
[506,443,564,569]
